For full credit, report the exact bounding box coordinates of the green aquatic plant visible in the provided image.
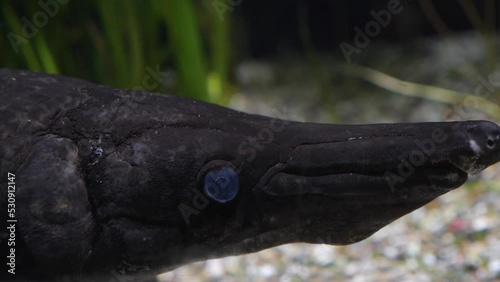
[0,0,232,103]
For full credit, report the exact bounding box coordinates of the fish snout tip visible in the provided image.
[458,120,500,174]
[467,120,500,154]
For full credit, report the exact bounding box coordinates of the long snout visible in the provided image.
[255,120,500,200]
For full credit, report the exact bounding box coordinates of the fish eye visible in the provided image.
[198,161,239,203]
[204,167,239,202]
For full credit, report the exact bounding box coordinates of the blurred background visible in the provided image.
[1,0,500,281]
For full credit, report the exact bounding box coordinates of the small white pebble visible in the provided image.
[406,241,421,257]
[383,246,399,259]
[472,202,488,216]
[312,245,334,265]
[471,216,490,232]
[488,259,500,273]
[422,253,436,266]
[344,262,358,276]
[258,264,276,278]
[205,260,224,277]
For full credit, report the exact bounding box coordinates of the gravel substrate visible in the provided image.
[159,32,500,282]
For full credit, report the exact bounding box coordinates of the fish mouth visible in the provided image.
[257,160,468,200]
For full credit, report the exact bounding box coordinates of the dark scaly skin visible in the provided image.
[0,69,499,281]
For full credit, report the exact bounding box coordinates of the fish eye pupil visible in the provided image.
[215,176,228,187]
[204,167,239,203]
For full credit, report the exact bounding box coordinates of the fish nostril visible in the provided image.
[487,138,495,149]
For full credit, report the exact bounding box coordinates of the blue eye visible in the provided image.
[204,167,239,203]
